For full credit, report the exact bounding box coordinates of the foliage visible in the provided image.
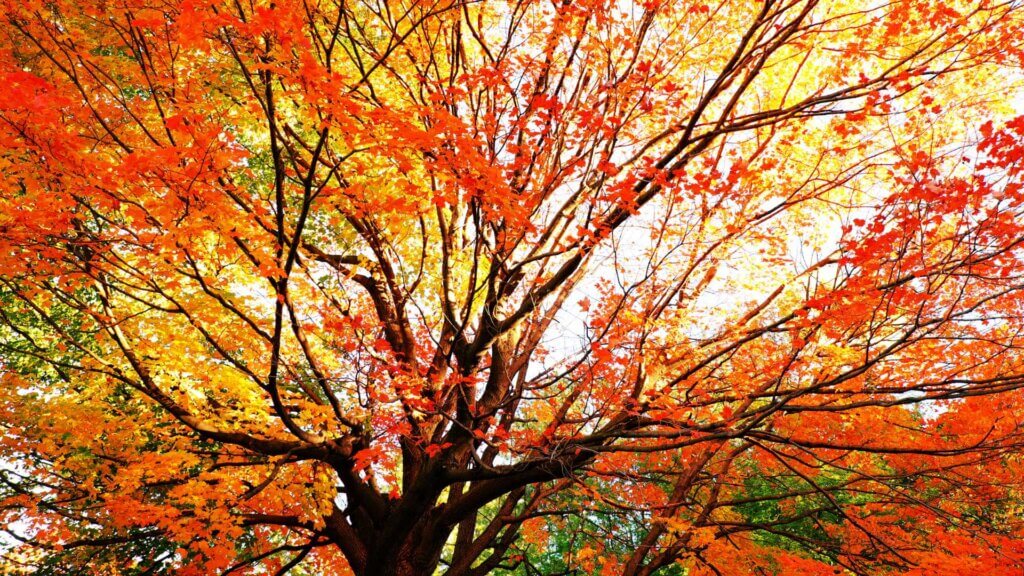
[3,0,1024,575]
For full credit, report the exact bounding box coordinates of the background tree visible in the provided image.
[3,0,1024,574]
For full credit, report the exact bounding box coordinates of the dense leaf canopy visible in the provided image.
[4,0,1024,574]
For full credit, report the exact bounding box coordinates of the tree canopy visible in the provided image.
[3,0,1024,574]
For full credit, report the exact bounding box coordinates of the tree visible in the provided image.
[3,0,1024,574]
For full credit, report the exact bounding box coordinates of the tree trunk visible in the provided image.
[357,513,451,576]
